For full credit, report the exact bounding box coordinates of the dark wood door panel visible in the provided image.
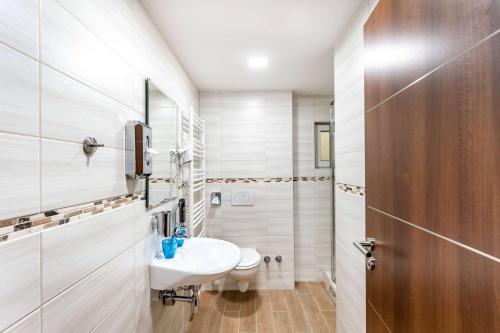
[364,0,500,110]
[365,33,500,258]
[367,301,391,333]
[366,208,500,333]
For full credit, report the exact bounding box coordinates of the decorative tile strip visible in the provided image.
[336,183,365,196]
[293,176,333,182]
[0,192,145,243]
[206,176,333,184]
[149,178,174,184]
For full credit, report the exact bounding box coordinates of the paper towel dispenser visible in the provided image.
[126,120,156,179]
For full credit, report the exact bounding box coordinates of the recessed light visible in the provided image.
[247,56,268,69]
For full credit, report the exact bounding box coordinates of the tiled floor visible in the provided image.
[187,282,336,333]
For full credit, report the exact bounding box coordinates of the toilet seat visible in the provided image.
[234,248,261,270]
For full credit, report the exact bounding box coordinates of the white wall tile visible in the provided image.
[222,143,266,161]
[0,133,39,220]
[220,161,266,178]
[293,160,315,177]
[293,125,314,144]
[294,228,314,248]
[134,235,155,285]
[4,310,41,333]
[133,280,153,333]
[293,110,314,125]
[294,182,315,198]
[335,191,366,333]
[42,249,134,333]
[294,142,315,161]
[41,0,135,108]
[221,107,266,125]
[51,0,134,65]
[267,107,293,126]
[41,205,135,302]
[266,218,293,236]
[293,96,315,107]
[40,139,130,210]
[205,142,222,161]
[266,124,292,143]
[335,114,364,155]
[221,125,266,143]
[266,142,293,161]
[0,234,41,331]
[266,182,293,200]
[133,204,153,244]
[265,92,292,107]
[266,160,293,177]
[200,92,221,106]
[222,220,267,237]
[221,92,266,107]
[92,292,135,333]
[335,151,365,187]
[0,0,38,58]
[0,43,38,136]
[41,66,142,148]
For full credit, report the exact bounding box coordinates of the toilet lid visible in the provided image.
[236,248,261,268]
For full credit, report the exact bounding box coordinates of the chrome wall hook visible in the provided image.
[82,137,104,156]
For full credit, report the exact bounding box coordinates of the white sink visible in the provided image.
[149,237,242,290]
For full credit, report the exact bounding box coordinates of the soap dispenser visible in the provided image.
[125,120,155,178]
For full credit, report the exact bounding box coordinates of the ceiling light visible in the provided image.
[247,56,268,69]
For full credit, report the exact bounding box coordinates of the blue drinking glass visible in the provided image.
[162,237,177,259]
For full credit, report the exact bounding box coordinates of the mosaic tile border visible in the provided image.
[336,183,365,196]
[0,192,145,242]
[206,176,333,184]
[149,178,174,184]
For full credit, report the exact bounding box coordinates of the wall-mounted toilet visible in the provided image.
[230,248,262,292]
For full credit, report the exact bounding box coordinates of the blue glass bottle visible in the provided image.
[176,226,187,247]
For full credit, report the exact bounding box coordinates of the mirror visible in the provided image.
[146,79,178,208]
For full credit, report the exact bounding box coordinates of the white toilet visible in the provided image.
[230,248,262,292]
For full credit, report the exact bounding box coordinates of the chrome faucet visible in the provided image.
[171,199,189,239]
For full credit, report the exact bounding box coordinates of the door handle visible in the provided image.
[353,238,376,270]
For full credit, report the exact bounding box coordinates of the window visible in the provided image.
[315,123,330,168]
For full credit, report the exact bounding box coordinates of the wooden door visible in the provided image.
[363,0,500,331]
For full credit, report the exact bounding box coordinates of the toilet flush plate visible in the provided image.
[231,190,254,206]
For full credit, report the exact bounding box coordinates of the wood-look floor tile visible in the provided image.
[269,290,287,312]
[224,290,241,311]
[221,311,240,333]
[283,290,311,332]
[273,311,294,333]
[203,292,225,333]
[307,282,335,311]
[298,293,329,333]
[256,294,275,333]
[256,289,269,295]
[186,291,214,333]
[240,291,257,332]
[322,311,336,333]
[295,281,311,293]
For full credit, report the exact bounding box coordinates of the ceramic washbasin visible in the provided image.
[149,237,242,290]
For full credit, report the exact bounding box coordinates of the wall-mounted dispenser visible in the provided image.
[211,192,221,206]
[126,120,156,178]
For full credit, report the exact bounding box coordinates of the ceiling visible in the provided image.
[140,0,362,95]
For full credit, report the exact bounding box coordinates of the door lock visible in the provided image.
[354,238,377,271]
[366,257,376,271]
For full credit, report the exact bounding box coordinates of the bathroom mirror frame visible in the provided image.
[145,78,179,208]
